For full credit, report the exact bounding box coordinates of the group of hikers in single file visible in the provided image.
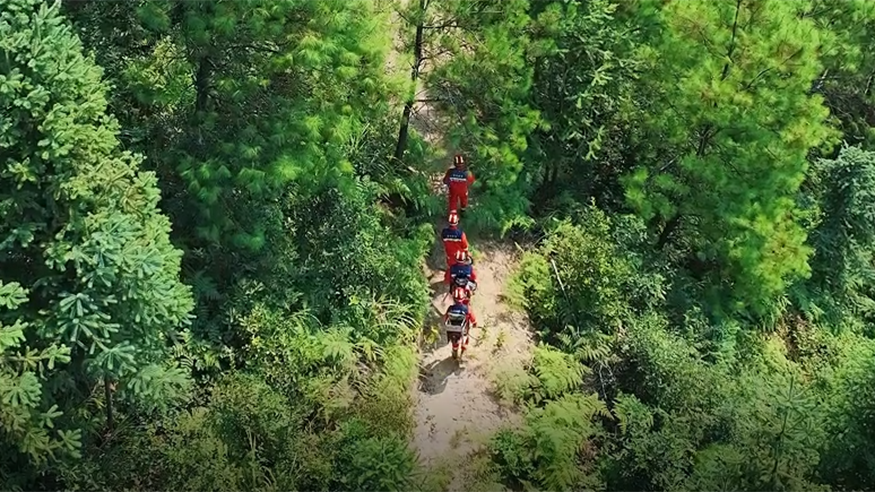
[440,154,478,360]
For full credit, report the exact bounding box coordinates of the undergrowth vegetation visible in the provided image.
[489,202,875,491]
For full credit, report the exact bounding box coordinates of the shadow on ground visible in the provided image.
[418,356,464,395]
[430,278,448,294]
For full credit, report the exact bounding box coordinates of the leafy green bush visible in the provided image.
[334,422,417,492]
[818,338,875,489]
[492,345,587,407]
[508,205,663,354]
[491,394,608,491]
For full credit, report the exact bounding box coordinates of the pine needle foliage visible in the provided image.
[623,0,840,316]
[803,146,875,323]
[427,0,542,232]
[525,0,643,212]
[15,0,875,490]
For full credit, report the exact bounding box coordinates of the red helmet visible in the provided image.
[448,210,460,226]
[454,154,465,167]
[452,286,468,302]
[455,250,470,263]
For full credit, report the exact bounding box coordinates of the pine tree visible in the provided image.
[684,367,827,491]
[805,146,875,320]
[145,0,398,250]
[623,0,839,315]
[0,0,193,478]
[806,0,875,147]
[526,0,642,211]
[0,281,79,488]
[64,0,406,339]
[819,339,875,489]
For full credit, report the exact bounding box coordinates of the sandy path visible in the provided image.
[385,4,535,488]
[413,241,532,474]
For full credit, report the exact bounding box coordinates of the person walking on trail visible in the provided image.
[443,154,475,215]
[441,210,469,267]
[452,283,474,306]
[445,250,477,288]
[444,300,477,354]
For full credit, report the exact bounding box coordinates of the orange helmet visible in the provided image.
[448,210,460,226]
[453,154,465,167]
[455,250,470,263]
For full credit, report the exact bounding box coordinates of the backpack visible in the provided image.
[442,227,463,241]
[450,264,472,286]
[445,306,468,332]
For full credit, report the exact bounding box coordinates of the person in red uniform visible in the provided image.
[440,210,468,268]
[445,250,477,287]
[443,300,477,354]
[452,283,474,306]
[443,154,475,215]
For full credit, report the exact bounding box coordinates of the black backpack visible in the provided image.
[445,308,468,331]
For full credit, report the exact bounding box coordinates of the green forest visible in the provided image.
[3,0,875,490]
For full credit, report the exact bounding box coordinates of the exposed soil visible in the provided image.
[387,6,535,489]
[412,240,533,478]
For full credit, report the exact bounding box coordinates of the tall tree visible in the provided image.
[623,0,839,315]
[804,146,875,321]
[526,0,642,212]
[0,0,193,479]
[806,0,875,147]
[393,0,429,164]
[139,0,398,257]
[63,0,405,346]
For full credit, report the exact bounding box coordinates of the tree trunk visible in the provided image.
[656,214,682,250]
[194,56,211,115]
[393,0,427,163]
[104,377,115,432]
[394,104,415,163]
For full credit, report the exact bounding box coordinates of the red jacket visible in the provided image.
[441,225,469,259]
[443,167,475,193]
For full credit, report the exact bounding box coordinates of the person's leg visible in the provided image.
[459,191,468,214]
[448,192,458,213]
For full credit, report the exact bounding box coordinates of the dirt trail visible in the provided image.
[385,5,535,486]
[413,241,533,473]
[408,103,533,491]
